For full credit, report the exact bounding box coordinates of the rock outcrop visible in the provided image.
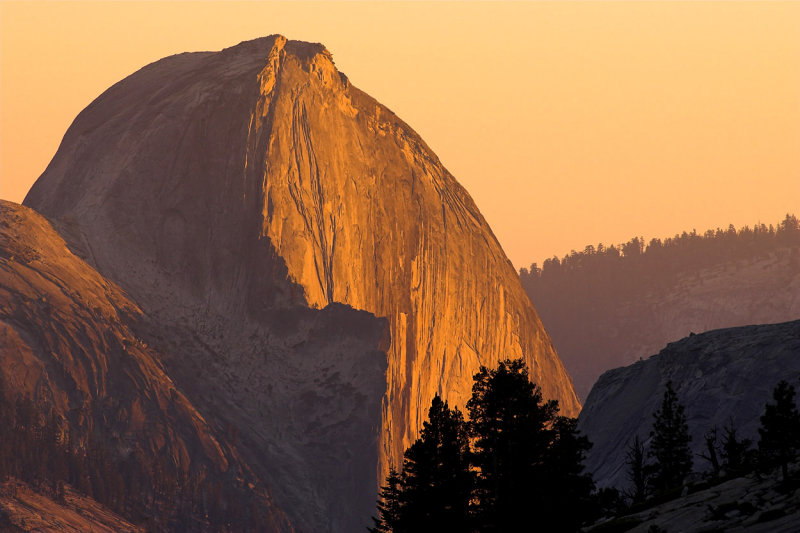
[0,200,292,531]
[587,465,800,533]
[24,34,579,528]
[578,319,800,491]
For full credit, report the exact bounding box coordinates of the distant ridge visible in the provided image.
[521,216,800,399]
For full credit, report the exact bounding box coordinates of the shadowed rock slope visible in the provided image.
[578,319,800,491]
[23,32,579,516]
[587,466,800,533]
[0,478,144,533]
[0,200,292,531]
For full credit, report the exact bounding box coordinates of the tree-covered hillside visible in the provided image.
[521,215,800,399]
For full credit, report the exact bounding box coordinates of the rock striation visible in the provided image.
[24,33,579,529]
[0,478,144,533]
[578,319,800,491]
[0,200,292,531]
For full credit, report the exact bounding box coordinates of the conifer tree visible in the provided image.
[647,381,692,493]
[399,395,472,532]
[720,419,753,477]
[468,359,557,531]
[370,395,472,533]
[371,359,596,533]
[545,415,595,530]
[625,435,648,503]
[368,468,402,533]
[698,427,720,479]
[758,380,800,481]
[467,358,592,532]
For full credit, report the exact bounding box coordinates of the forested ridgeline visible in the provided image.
[521,214,799,292]
[519,215,800,399]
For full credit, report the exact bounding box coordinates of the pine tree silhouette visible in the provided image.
[371,359,595,533]
[468,358,592,532]
[625,435,648,503]
[720,419,753,477]
[647,381,692,494]
[758,380,800,481]
[370,395,472,532]
[368,468,402,533]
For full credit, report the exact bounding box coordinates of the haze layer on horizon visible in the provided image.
[1,1,798,269]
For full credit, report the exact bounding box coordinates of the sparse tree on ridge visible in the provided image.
[625,434,648,504]
[720,419,754,477]
[698,426,721,479]
[758,380,800,481]
[647,381,692,494]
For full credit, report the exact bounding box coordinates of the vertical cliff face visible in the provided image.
[24,34,579,513]
[250,39,580,466]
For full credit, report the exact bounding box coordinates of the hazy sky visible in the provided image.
[2,1,798,268]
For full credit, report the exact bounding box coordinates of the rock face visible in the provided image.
[144,301,389,533]
[0,478,144,533]
[23,32,579,521]
[1,199,387,533]
[578,319,800,491]
[0,200,292,531]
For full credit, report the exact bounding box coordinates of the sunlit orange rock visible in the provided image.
[25,35,579,530]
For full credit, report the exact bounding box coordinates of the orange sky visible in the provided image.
[2,1,798,269]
